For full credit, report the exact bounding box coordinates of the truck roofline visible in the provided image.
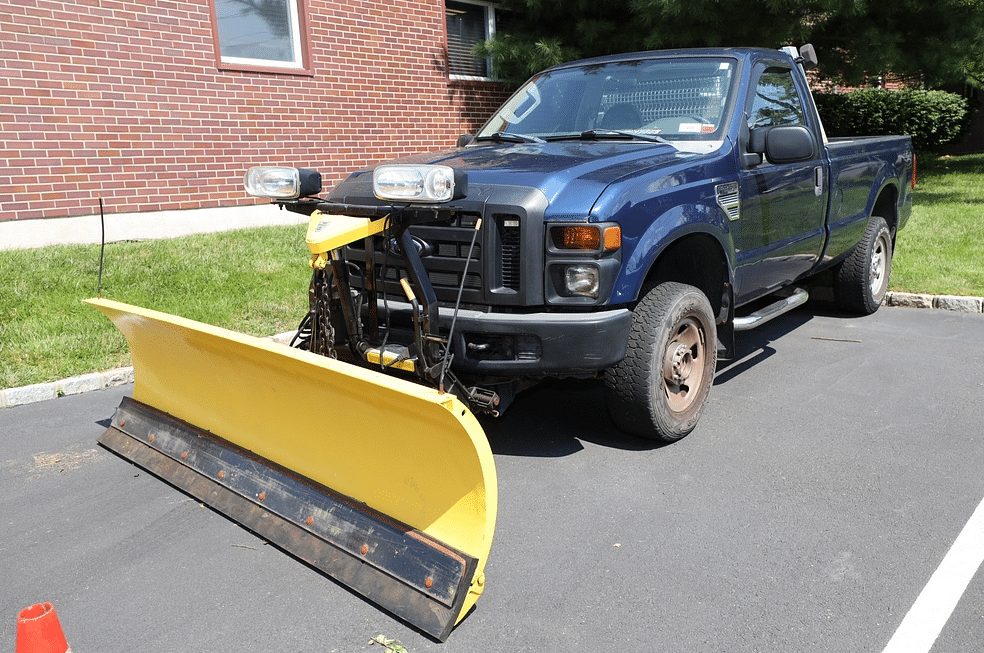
[541,47,790,73]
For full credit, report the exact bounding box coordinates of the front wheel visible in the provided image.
[834,215,893,315]
[605,282,717,442]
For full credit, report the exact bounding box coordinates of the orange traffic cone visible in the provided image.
[16,603,71,653]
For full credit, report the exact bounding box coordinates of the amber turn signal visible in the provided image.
[550,225,620,251]
[603,225,621,250]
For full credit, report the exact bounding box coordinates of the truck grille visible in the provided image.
[344,211,523,302]
[496,214,521,291]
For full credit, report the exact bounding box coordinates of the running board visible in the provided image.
[733,288,809,332]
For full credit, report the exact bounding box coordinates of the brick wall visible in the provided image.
[0,0,512,222]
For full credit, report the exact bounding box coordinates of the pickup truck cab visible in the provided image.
[252,45,914,442]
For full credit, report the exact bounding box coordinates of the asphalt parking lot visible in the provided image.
[2,303,983,652]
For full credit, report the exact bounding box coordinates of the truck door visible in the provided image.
[733,63,828,305]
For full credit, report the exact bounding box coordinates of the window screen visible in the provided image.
[446,1,489,77]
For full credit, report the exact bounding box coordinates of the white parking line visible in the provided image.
[882,496,984,653]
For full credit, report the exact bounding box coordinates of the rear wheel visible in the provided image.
[834,215,892,315]
[605,282,717,441]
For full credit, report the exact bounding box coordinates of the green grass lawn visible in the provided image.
[0,224,311,389]
[1,154,982,390]
[891,153,984,295]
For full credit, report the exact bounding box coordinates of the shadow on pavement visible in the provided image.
[486,299,846,457]
[484,378,670,457]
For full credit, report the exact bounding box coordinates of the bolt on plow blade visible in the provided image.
[87,298,497,641]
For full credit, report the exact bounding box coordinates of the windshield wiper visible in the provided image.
[475,131,545,144]
[576,129,670,144]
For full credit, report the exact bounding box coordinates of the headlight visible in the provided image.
[564,265,600,298]
[244,167,322,199]
[373,165,467,203]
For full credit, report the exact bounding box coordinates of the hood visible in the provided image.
[331,140,718,220]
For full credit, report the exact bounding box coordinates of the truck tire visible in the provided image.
[834,215,892,315]
[605,282,717,441]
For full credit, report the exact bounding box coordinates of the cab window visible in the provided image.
[747,67,805,129]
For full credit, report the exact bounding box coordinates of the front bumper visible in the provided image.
[375,300,633,377]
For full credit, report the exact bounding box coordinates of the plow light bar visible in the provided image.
[245,167,322,199]
[373,164,467,203]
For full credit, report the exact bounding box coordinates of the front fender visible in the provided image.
[611,201,736,304]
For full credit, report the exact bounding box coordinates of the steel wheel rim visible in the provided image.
[869,232,889,297]
[661,317,706,414]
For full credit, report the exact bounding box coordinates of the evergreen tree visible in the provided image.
[478,0,984,86]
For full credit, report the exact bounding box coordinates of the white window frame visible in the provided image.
[211,0,311,74]
[447,0,498,81]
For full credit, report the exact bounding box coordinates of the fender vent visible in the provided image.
[715,181,740,221]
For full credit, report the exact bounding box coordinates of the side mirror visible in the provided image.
[748,125,817,164]
[456,134,475,148]
[798,44,818,71]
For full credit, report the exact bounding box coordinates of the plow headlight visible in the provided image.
[245,167,322,199]
[373,165,467,203]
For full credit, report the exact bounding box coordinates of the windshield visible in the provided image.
[477,57,737,142]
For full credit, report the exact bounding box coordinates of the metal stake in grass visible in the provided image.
[97,194,106,298]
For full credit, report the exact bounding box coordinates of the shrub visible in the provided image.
[813,89,973,151]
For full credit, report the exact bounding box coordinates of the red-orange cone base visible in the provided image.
[16,603,71,653]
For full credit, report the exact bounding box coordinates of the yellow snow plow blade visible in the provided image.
[87,297,496,641]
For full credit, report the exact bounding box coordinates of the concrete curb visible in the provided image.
[1,332,296,410]
[2,296,982,410]
[885,291,984,313]
[0,367,135,410]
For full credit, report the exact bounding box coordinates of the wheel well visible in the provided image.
[872,184,899,236]
[642,233,728,319]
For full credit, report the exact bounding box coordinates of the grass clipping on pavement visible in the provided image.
[0,224,310,390]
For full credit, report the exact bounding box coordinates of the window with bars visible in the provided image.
[446,0,501,79]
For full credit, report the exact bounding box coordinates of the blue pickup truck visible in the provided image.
[249,45,914,442]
